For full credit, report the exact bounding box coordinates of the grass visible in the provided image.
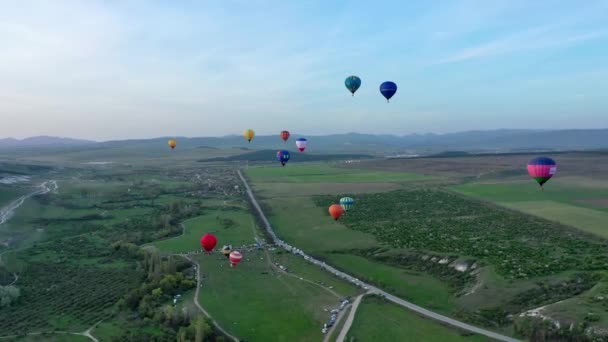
[327,254,455,314]
[502,201,608,238]
[452,180,608,238]
[247,164,433,183]
[252,182,404,197]
[346,296,493,342]
[263,197,379,255]
[195,250,341,342]
[152,209,258,253]
[152,203,360,341]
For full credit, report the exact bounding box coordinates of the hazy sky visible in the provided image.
[1,0,607,140]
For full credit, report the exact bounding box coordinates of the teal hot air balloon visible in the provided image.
[345,76,361,96]
[340,197,355,211]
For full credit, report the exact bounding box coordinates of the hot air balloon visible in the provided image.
[168,139,177,150]
[200,233,217,253]
[527,157,557,190]
[222,245,232,258]
[345,76,361,96]
[229,251,243,267]
[340,197,355,211]
[243,129,255,143]
[276,150,290,166]
[280,131,290,142]
[380,81,397,102]
[328,204,345,221]
[295,138,308,152]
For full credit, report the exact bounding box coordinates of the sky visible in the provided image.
[1,0,607,140]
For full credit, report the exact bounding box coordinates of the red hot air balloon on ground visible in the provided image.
[200,233,217,253]
[328,204,345,221]
[229,251,243,267]
[527,157,557,190]
[280,131,290,142]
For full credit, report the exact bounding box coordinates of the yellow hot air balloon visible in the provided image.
[168,139,177,150]
[243,129,255,143]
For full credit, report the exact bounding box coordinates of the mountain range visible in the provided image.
[1,129,607,154]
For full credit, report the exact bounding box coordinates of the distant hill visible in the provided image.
[1,129,607,154]
[199,149,374,163]
[0,136,95,147]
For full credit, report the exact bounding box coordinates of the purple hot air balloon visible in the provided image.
[527,157,557,190]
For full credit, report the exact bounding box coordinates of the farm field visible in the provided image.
[246,164,437,183]
[0,163,243,340]
[152,200,360,341]
[452,180,608,238]
[246,155,608,339]
[346,296,493,342]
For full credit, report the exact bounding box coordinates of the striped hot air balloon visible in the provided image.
[295,138,308,152]
[340,197,355,211]
[229,251,243,267]
[527,157,557,190]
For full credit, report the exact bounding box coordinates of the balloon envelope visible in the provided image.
[527,157,557,187]
[200,233,217,252]
[380,81,397,102]
[295,138,308,152]
[340,197,355,211]
[168,139,177,149]
[229,251,243,267]
[345,76,361,96]
[329,204,345,220]
[280,131,290,142]
[222,244,232,256]
[243,129,255,142]
[276,150,291,166]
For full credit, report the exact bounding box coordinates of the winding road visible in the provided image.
[237,170,520,342]
[0,180,57,225]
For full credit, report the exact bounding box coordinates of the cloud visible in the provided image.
[435,29,608,64]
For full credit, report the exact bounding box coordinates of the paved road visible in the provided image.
[336,293,366,342]
[237,170,521,342]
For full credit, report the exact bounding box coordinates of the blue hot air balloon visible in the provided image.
[379,81,397,102]
[345,76,361,96]
[276,150,291,166]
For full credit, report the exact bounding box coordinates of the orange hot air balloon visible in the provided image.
[280,131,290,142]
[168,139,177,149]
[328,204,345,221]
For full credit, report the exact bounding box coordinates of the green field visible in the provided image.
[346,296,492,342]
[327,254,455,313]
[247,160,608,340]
[152,209,257,253]
[152,203,360,341]
[247,164,434,183]
[452,180,608,238]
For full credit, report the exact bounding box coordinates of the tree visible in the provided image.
[152,287,163,298]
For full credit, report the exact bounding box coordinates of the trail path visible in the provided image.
[335,293,366,342]
[183,255,240,342]
[237,169,520,342]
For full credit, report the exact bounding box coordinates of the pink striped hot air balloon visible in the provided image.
[527,157,557,190]
[229,251,243,267]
